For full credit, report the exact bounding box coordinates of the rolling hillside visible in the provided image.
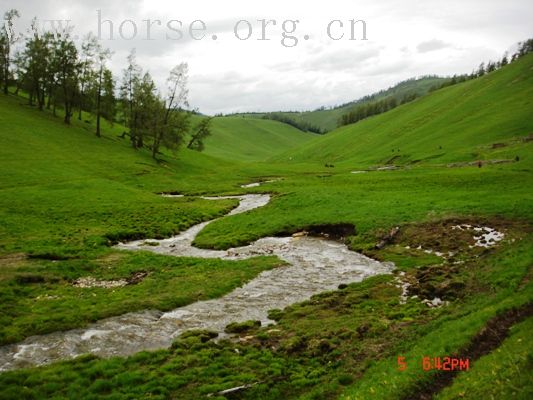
[199,116,316,161]
[0,93,262,259]
[232,76,448,132]
[274,53,533,167]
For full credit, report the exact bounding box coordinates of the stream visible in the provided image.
[0,191,393,372]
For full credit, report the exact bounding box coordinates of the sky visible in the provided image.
[2,0,533,115]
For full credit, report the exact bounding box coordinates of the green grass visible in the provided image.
[0,93,286,344]
[274,54,533,167]
[340,236,533,400]
[198,116,316,161]
[435,317,533,400]
[0,51,532,399]
[193,164,533,250]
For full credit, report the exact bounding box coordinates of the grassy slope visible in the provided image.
[197,116,315,162]
[0,94,284,344]
[233,76,448,132]
[275,54,533,167]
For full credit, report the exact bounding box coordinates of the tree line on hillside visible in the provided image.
[261,113,325,134]
[338,39,533,128]
[0,9,211,159]
[429,39,533,92]
[335,75,443,112]
[338,92,418,127]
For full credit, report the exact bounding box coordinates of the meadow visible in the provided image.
[0,51,531,399]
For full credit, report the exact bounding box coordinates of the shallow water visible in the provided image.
[0,194,393,372]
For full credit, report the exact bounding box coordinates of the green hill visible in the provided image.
[274,54,533,167]
[232,76,448,132]
[199,116,316,161]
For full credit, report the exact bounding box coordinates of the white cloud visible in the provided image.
[2,0,533,114]
[416,39,450,53]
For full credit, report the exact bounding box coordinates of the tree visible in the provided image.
[151,63,190,159]
[0,9,20,94]
[514,39,533,59]
[132,71,158,149]
[94,44,112,137]
[22,18,51,110]
[187,117,212,151]
[42,32,59,113]
[119,49,142,148]
[78,34,98,120]
[500,52,508,67]
[477,62,485,77]
[55,32,79,123]
[99,68,116,127]
[12,48,27,95]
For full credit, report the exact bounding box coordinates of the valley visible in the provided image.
[0,30,531,400]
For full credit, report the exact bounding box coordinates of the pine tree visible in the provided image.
[78,34,98,120]
[120,49,142,148]
[94,44,112,137]
[187,118,212,151]
[0,9,20,94]
[55,32,79,124]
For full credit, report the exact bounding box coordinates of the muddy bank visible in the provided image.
[0,194,392,372]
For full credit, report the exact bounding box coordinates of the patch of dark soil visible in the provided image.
[158,191,182,196]
[104,231,147,245]
[277,223,356,241]
[391,218,511,254]
[403,302,533,400]
[307,223,356,240]
[376,226,400,249]
[14,274,45,284]
[14,274,61,285]
[385,155,401,165]
[408,265,465,300]
[447,159,515,168]
[127,271,148,285]
[491,142,507,149]
[28,252,77,261]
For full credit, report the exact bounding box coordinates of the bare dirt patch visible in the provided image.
[73,271,148,288]
[390,218,513,256]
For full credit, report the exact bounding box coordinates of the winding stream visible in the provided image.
[0,192,393,372]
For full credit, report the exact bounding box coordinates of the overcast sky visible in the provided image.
[3,0,533,114]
